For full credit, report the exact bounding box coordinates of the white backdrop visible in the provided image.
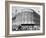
[0,0,46,38]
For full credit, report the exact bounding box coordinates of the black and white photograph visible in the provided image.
[9,4,43,34]
[5,1,45,37]
[8,3,43,35]
[12,6,40,31]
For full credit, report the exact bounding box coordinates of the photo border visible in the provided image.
[5,1,45,37]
